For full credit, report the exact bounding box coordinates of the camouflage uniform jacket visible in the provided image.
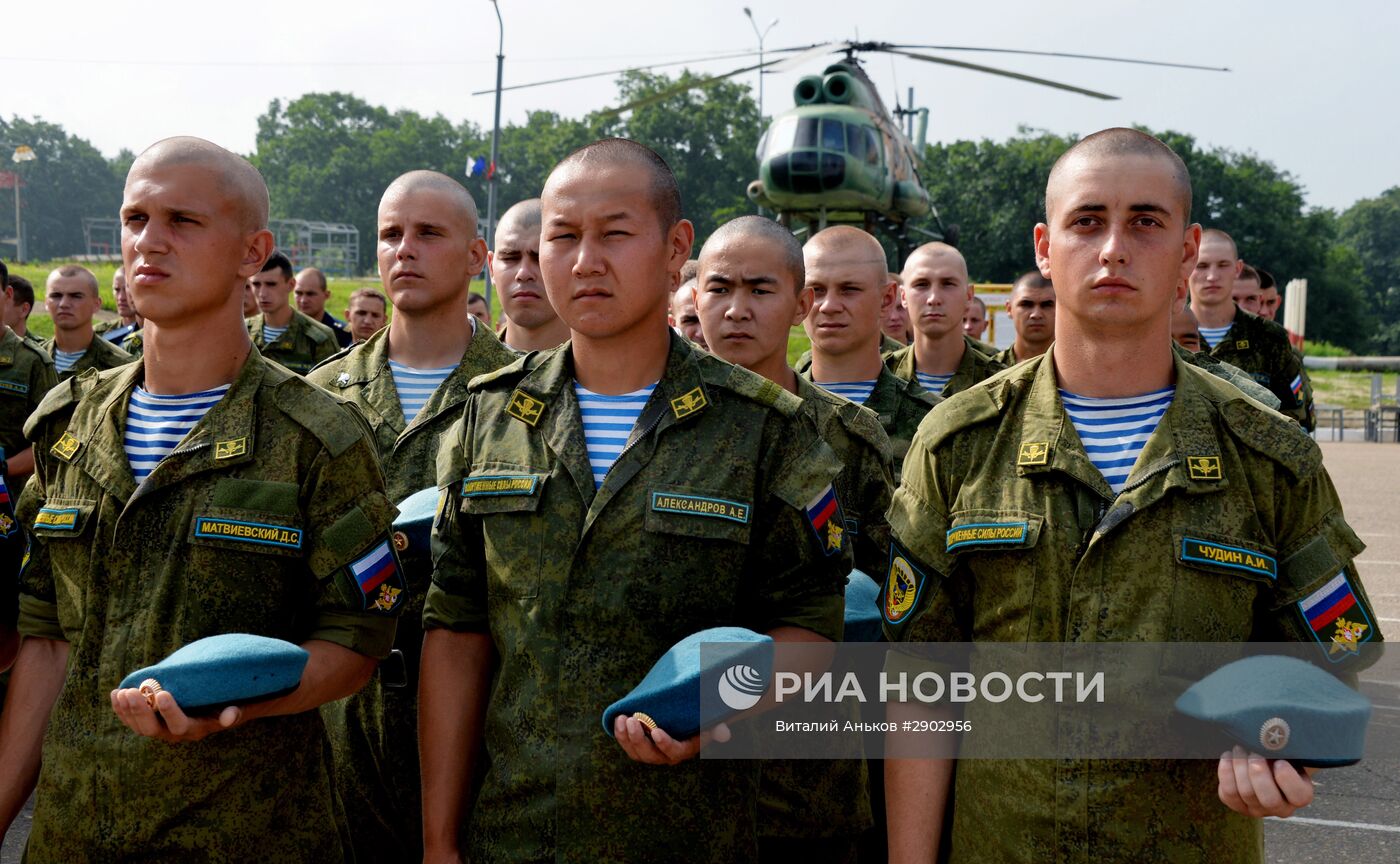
[884,334,1007,398]
[1174,341,1281,410]
[1207,306,1314,430]
[118,328,144,358]
[0,326,57,479]
[16,351,403,864]
[794,355,942,478]
[425,333,849,864]
[758,375,895,840]
[246,309,339,375]
[307,322,516,863]
[882,345,1382,864]
[40,334,133,380]
[879,332,907,355]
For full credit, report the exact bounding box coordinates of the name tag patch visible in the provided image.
[947,521,1028,552]
[651,491,750,524]
[462,474,540,498]
[34,507,81,531]
[1181,537,1276,579]
[0,380,28,396]
[194,517,303,549]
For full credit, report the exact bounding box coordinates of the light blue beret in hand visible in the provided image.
[603,627,774,741]
[391,486,440,568]
[1173,654,1373,767]
[119,634,310,713]
[843,569,882,643]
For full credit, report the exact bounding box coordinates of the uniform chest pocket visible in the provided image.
[947,509,1044,642]
[645,487,753,545]
[1167,530,1276,644]
[460,471,546,600]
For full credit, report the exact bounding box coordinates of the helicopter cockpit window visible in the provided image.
[862,127,880,166]
[846,124,867,160]
[795,117,819,149]
[821,118,845,152]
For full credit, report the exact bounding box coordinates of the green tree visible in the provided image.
[0,116,123,261]
[1337,188,1400,353]
[252,93,484,271]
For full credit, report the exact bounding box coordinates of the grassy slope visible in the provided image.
[11,260,1388,408]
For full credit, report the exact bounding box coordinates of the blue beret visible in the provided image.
[602,627,773,741]
[391,487,440,567]
[843,570,882,643]
[1174,655,1372,767]
[119,634,309,712]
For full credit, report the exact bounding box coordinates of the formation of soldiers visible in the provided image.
[0,127,1380,864]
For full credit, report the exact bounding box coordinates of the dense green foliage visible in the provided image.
[2,73,1395,350]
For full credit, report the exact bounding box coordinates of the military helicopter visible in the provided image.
[478,39,1225,259]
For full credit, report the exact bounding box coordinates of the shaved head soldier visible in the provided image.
[295,266,352,348]
[669,278,707,349]
[0,137,404,862]
[491,198,568,353]
[421,139,847,864]
[3,275,37,342]
[308,168,515,862]
[1257,269,1281,322]
[887,242,1004,397]
[95,267,143,345]
[696,215,894,863]
[884,127,1380,863]
[1189,228,1313,429]
[993,271,1055,365]
[798,226,940,475]
[345,287,388,343]
[880,271,912,350]
[41,264,133,380]
[1233,263,1263,315]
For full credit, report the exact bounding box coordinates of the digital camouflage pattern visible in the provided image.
[1174,341,1281,411]
[307,322,516,863]
[1,325,57,468]
[794,355,941,478]
[883,346,1382,864]
[883,334,1007,399]
[246,309,339,375]
[40,335,134,380]
[118,328,144,358]
[16,351,402,864]
[1206,306,1314,431]
[758,375,895,842]
[425,334,848,864]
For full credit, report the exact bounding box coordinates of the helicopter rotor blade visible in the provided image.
[594,56,783,119]
[884,49,1119,100]
[886,45,1229,73]
[468,48,765,96]
[766,41,846,72]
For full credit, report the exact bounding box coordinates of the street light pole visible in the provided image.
[484,0,505,312]
[742,7,778,121]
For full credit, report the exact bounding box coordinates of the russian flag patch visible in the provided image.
[805,484,846,556]
[1298,571,1373,661]
[350,539,405,614]
[1290,374,1304,399]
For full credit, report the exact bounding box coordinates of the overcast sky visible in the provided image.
[4,0,1393,212]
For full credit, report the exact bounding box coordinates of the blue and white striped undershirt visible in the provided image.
[262,324,289,344]
[915,371,953,394]
[1060,387,1174,494]
[814,379,876,405]
[53,349,85,373]
[575,383,657,488]
[124,385,231,484]
[1198,324,1232,349]
[388,360,455,424]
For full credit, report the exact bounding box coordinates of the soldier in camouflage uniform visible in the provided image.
[308,171,516,863]
[40,265,134,380]
[0,264,59,491]
[247,252,339,375]
[0,138,405,863]
[882,129,1381,863]
[796,226,941,477]
[1189,228,1314,430]
[420,140,847,864]
[693,215,893,863]
[991,271,1055,366]
[885,243,1005,398]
